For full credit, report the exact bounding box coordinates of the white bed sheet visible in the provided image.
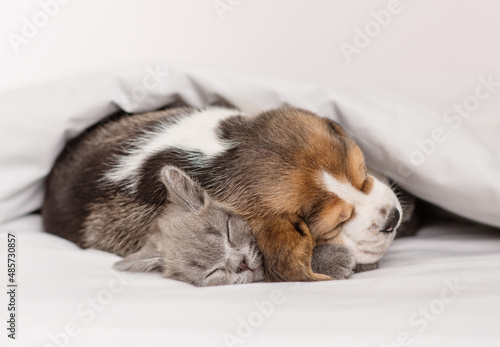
[1,215,499,347]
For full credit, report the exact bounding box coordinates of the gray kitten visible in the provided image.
[114,166,265,286]
[113,166,357,284]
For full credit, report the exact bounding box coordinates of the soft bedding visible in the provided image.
[1,215,499,346]
[1,65,500,227]
[0,65,499,346]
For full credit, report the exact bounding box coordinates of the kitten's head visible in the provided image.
[114,166,264,286]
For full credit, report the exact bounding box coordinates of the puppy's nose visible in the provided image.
[381,208,400,233]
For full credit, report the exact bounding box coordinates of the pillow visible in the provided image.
[1,64,499,227]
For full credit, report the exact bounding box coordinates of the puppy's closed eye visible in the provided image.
[329,210,354,233]
[338,208,355,225]
[334,221,346,231]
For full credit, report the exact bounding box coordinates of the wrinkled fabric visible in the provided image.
[1,65,499,227]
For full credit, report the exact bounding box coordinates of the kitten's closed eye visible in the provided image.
[226,217,236,247]
[205,268,224,279]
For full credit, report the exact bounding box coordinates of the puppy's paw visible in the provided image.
[311,244,356,280]
[354,262,379,273]
[310,273,333,281]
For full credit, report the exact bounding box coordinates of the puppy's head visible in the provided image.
[253,108,402,266]
[302,113,401,264]
[315,163,401,264]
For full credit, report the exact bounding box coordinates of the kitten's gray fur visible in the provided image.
[114,166,265,286]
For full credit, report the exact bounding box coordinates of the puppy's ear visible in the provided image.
[114,240,164,273]
[160,165,208,211]
[251,215,332,282]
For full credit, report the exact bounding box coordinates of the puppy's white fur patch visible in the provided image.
[322,171,401,264]
[105,107,241,189]
[322,171,364,205]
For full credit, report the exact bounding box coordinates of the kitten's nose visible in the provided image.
[237,258,250,273]
[381,208,400,233]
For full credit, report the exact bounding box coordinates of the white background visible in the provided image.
[1,0,499,150]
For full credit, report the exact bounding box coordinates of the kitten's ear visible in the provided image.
[114,240,164,273]
[160,165,208,211]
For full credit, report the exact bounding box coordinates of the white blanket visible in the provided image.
[0,65,500,227]
[1,215,499,347]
